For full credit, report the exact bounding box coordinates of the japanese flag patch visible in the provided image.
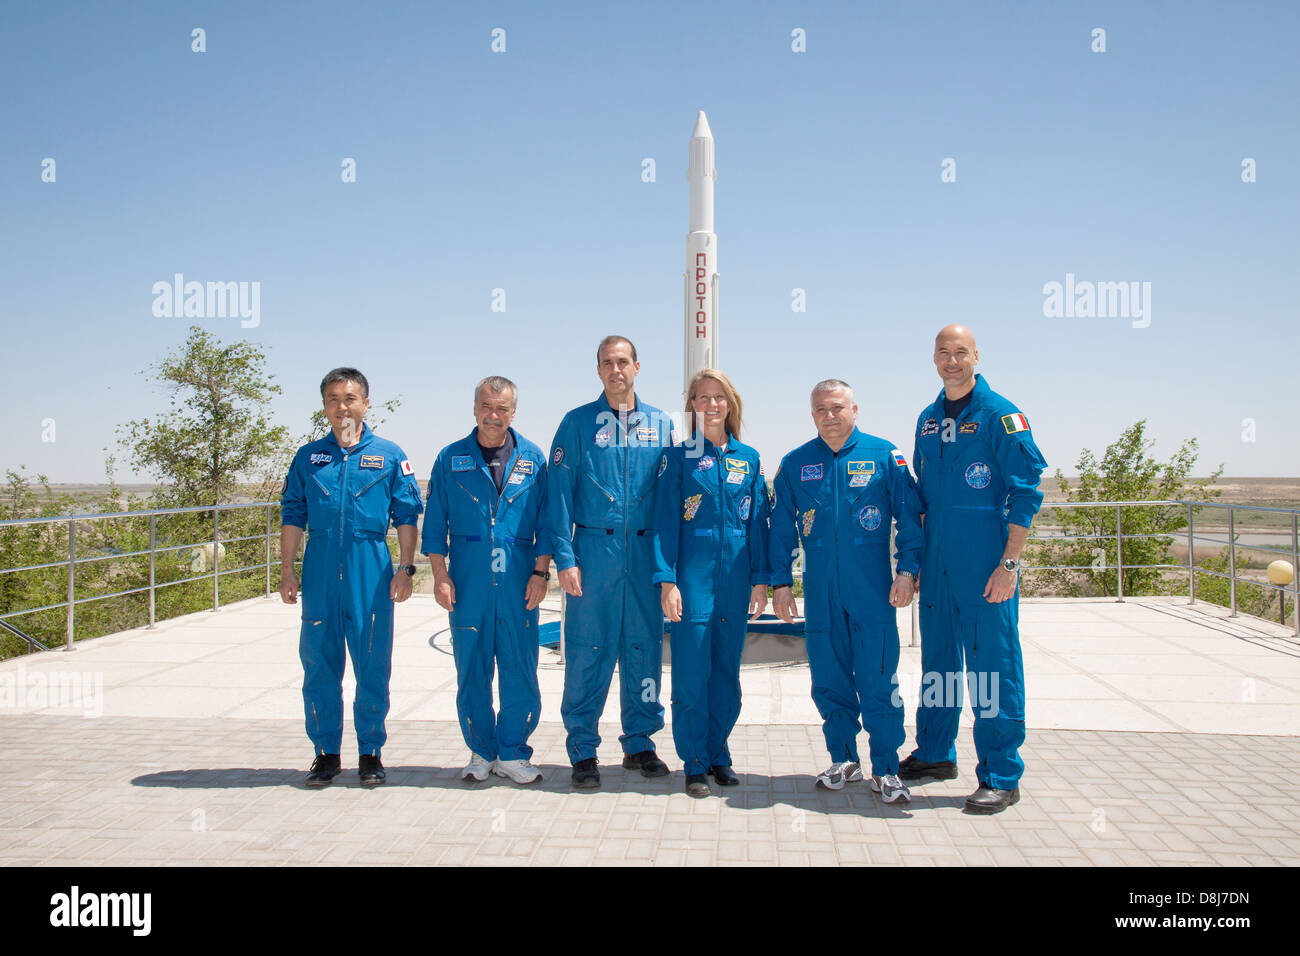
[400,459,414,476]
[1001,413,1030,434]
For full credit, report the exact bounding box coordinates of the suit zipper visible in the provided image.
[338,452,349,582]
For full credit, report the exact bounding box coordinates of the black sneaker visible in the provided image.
[898,754,959,781]
[572,757,600,789]
[305,753,341,788]
[358,754,386,787]
[622,750,670,778]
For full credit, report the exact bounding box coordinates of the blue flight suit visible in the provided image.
[281,424,424,757]
[421,428,548,762]
[909,374,1047,790]
[651,433,770,776]
[543,392,675,764]
[769,428,923,776]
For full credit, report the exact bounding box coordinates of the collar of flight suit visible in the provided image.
[596,390,644,429]
[814,425,864,459]
[692,430,736,456]
[930,373,991,421]
[464,425,522,490]
[326,421,375,454]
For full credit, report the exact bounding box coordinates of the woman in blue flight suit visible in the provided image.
[652,369,770,797]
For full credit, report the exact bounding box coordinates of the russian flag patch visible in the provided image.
[891,450,907,468]
[1001,413,1030,434]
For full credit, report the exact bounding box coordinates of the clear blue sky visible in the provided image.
[3,1,1297,484]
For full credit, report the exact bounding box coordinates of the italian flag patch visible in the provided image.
[1001,413,1029,434]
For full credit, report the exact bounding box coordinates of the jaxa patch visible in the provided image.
[726,470,744,485]
[849,474,871,488]
[594,429,612,448]
[800,463,823,482]
[451,455,474,472]
[1001,413,1029,434]
[965,462,992,489]
[515,459,535,474]
[846,460,875,476]
[658,454,668,478]
[959,421,980,435]
[920,418,939,437]
[683,494,703,521]
[309,452,332,465]
[858,505,882,531]
[359,455,384,469]
[551,447,564,465]
[891,450,908,468]
[739,495,752,521]
[801,509,816,537]
[400,459,414,476]
[697,456,715,471]
[725,457,749,474]
[636,426,656,442]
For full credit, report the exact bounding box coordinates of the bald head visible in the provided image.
[933,325,979,397]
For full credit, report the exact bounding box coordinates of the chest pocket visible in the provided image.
[352,470,391,537]
[306,467,339,531]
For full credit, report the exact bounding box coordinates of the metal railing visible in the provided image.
[1024,499,1299,637]
[0,501,289,653]
[1,498,1296,654]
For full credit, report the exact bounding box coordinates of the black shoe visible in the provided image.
[358,754,386,787]
[622,750,670,778]
[685,774,711,798]
[709,765,740,786]
[964,785,1020,815]
[898,754,959,781]
[305,753,341,788]
[572,757,600,789]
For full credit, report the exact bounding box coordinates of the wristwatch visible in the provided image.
[531,570,551,582]
[400,564,417,577]
[896,570,915,581]
[1001,558,1019,573]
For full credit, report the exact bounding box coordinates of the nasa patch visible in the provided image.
[594,429,612,448]
[309,453,332,466]
[451,456,474,472]
[858,505,882,531]
[965,462,992,489]
[920,419,939,437]
[800,463,824,482]
[739,495,752,521]
[697,456,715,471]
[552,447,564,465]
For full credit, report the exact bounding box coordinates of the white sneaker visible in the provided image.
[462,752,493,781]
[871,773,912,803]
[492,758,543,785]
[815,761,862,791]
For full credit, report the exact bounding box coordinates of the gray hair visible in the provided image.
[474,375,518,408]
[810,378,854,406]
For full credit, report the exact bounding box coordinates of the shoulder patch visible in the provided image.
[658,454,668,477]
[891,450,908,468]
[800,463,824,482]
[399,459,414,476]
[552,447,565,466]
[920,418,939,437]
[683,494,703,521]
[1001,413,1030,434]
[451,455,475,472]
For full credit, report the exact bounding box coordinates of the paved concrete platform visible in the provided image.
[1,595,1297,865]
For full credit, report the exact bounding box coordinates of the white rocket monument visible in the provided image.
[683,111,718,405]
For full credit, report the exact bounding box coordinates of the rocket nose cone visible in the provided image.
[691,111,713,140]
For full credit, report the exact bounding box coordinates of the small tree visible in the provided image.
[118,326,289,506]
[1027,420,1223,597]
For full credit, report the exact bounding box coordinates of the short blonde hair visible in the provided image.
[687,368,744,440]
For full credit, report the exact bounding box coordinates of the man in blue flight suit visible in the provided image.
[279,368,424,788]
[900,325,1047,814]
[544,335,676,789]
[422,376,552,786]
[771,379,924,803]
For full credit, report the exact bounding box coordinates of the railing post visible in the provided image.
[65,519,76,650]
[148,514,157,628]
[1228,507,1237,617]
[212,508,220,612]
[910,590,920,647]
[1187,504,1195,605]
[559,591,566,664]
[1291,513,1298,639]
[265,505,272,597]
[1115,505,1124,602]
